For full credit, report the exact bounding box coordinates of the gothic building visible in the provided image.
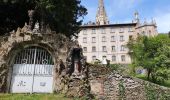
[78,0,158,64]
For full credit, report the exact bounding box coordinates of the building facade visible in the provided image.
[78,0,158,64]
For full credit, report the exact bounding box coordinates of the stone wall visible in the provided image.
[0,24,90,99]
[0,25,73,92]
[88,64,170,100]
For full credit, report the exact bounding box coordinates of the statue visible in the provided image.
[28,10,35,30]
[66,41,86,78]
[33,21,40,33]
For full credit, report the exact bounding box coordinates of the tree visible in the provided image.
[0,0,87,37]
[0,0,35,35]
[127,34,170,83]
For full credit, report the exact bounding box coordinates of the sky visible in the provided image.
[80,0,170,33]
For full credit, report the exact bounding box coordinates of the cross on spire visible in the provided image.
[96,0,109,25]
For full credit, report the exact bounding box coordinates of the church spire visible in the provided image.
[96,0,109,25]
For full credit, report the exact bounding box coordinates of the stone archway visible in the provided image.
[10,46,54,93]
[0,26,72,93]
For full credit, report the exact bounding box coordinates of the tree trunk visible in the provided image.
[147,69,151,80]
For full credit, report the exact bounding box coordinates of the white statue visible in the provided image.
[33,21,40,33]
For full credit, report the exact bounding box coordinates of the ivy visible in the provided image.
[145,83,170,100]
[119,80,125,100]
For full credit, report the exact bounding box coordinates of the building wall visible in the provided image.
[78,25,136,64]
[136,24,158,37]
[78,23,158,64]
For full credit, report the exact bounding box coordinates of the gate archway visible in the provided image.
[10,46,54,93]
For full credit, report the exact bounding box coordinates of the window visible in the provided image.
[83,47,87,52]
[92,29,96,34]
[121,45,126,51]
[121,55,126,62]
[102,36,106,42]
[102,56,106,59]
[83,29,87,35]
[92,46,96,52]
[129,35,133,40]
[112,46,116,52]
[128,28,133,32]
[83,37,87,43]
[92,56,96,61]
[149,30,151,36]
[101,28,105,34]
[112,55,116,61]
[142,31,145,35]
[119,28,124,33]
[92,37,96,43]
[102,46,107,52]
[120,35,124,41]
[110,28,115,33]
[111,36,115,42]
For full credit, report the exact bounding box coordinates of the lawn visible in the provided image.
[0,94,73,100]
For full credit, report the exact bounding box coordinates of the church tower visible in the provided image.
[134,11,140,23]
[96,0,109,25]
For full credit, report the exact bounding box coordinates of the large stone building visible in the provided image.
[78,0,158,64]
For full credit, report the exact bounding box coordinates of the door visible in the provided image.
[10,46,54,93]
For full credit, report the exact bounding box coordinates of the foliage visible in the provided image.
[118,80,125,100]
[145,83,170,100]
[0,0,87,37]
[93,59,101,65]
[127,34,170,84]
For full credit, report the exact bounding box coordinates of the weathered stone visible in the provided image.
[88,65,170,100]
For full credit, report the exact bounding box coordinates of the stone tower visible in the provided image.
[134,11,140,23]
[96,0,109,25]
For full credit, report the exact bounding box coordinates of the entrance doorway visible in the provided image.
[10,46,54,93]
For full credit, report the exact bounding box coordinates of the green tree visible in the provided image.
[0,0,87,37]
[0,0,35,35]
[127,34,170,83]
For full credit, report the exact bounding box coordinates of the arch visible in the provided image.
[6,42,57,93]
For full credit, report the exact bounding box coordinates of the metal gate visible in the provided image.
[10,46,54,93]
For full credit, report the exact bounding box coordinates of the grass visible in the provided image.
[136,74,170,88]
[0,94,73,100]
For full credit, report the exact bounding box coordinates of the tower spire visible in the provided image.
[96,0,109,25]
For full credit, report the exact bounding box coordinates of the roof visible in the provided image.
[80,23,137,29]
[136,24,157,29]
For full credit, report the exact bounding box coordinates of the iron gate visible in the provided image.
[10,46,54,93]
